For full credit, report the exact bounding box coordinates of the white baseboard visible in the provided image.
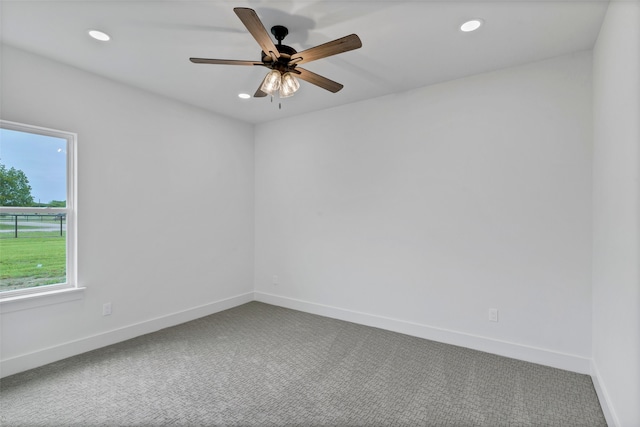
[3,290,614,421]
[1,291,593,380]
[254,291,592,375]
[591,360,620,427]
[0,292,254,378]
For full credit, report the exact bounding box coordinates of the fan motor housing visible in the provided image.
[261,45,298,74]
[261,44,297,60]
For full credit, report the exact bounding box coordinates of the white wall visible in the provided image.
[592,1,640,426]
[0,46,255,375]
[1,20,635,422]
[255,52,594,372]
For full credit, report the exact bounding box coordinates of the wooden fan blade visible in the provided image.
[190,58,264,66]
[254,89,268,97]
[254,74,269,97]
[290,34,361,65]
[295,67,344,93]
[234,8,280,59]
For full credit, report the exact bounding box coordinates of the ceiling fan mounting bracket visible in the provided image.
[270,25,289,44]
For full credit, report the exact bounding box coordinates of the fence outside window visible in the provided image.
[0,213,66,239]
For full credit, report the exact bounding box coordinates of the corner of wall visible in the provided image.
[591,360,621,427]
[591,1,640,426]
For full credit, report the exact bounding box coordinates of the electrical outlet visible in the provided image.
[489,308,498,322]
[272,275,279,285]
[102,302,112,316]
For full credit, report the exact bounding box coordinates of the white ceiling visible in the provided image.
[1,0,608,124]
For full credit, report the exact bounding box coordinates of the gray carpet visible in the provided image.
[0,302,606,426]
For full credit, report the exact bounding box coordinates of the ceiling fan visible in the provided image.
[190,7,362,98]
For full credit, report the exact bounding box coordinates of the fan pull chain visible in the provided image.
[268,95,282,110]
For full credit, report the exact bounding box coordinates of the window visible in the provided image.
[0,120,76,298]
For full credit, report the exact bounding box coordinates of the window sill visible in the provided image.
[0,287,86,314]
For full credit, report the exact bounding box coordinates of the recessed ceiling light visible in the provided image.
[238,93,251,99]
[88,30,111,41]
[460,19,483,32]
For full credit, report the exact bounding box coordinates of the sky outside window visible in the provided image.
[0,128,67,205]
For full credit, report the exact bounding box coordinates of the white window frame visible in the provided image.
[0,120,77,299]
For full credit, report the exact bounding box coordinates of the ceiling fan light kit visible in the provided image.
[260,69,283,95]
[189,7,362,100]
[279,72,301,98]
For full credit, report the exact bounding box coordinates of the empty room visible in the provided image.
[0,0,638,426]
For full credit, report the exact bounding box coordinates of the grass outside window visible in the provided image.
[0,236,66,292]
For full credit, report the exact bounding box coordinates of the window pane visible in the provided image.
[0,213,67,291]
[0,126,69,292]
[0,128,67,207]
